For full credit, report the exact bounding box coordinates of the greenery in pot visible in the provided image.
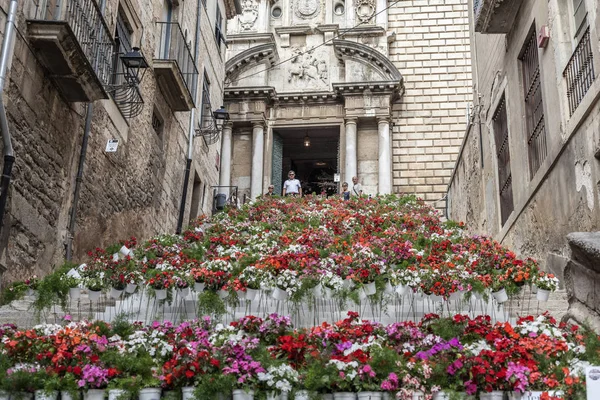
[193,373,235,399]
[0,281,28,306]
[32,262,78,317]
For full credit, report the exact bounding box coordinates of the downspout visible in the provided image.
[175,0,202,234]
[65,0,106,260]
[0,0,18,239]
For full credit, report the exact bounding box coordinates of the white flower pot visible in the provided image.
[272,287,288,301]
[395,284,407,296]
[492,288,508,304]
[323,287,334,299]
[313,284,323,298]
[85,390,106,400]
[110,287,124,299]
[177,287,191,299]
[536,289,550,302]
[232,389,254,400]
[108,389,128,400]
[363,282,377,295]
[322,395,333,400]
[246,288,259,301]
[359,288,368,300]
[343,279,355,289]
[35,391,58,400]
[112,253,119,262]
[411,392,424,400]
[69,287,81,299]
[138,388,161,400]
[508,393,522,400]
[295,391,310,400]
[88,289,102,301]
[432,392,450,400]
[357,392,382,400]
[181,386,195,400]
[479,391,505,400]
[125,283,137,293]
[61,391,77,400]
[218,289,229,299]
[236,290,246,300]
[521,391,563,400]
[194,282,205,292]
[429,294,443,303]
[267,393,289,400]
[119,245,131,256]
[449,291,463,301]
[333,393,355,400]
[154,289,168,300]
[383,281,394,294]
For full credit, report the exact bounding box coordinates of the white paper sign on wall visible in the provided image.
[334,173,340,182]
[586,366,600,400]
[105,139,119,153]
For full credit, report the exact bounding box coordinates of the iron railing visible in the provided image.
[520,28,547,178]
[32,0,114,86]
[564,27,595,116]
[155,21,198,101]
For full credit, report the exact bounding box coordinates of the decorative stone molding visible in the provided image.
[354,0,375,23]
[294,0,321,19]
[332,39,403,81]
[287,49,329,87]
[276,91,340,105]
[275,25,313,47]
[225,43,279,81]
[314,24,338,44]
[337,25,385,38]
[238,0,259,31]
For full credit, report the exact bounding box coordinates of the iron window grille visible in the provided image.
[519,27,547,179]
[493,96,514,226]
[563,27,595,116]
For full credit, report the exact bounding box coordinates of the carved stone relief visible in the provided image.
[294,0,321,19]
[355,0,375,22]
[287,48,329,88]
[239,0,259,31]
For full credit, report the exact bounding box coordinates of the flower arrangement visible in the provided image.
[534,272,560,291]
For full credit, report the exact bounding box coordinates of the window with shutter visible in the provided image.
[493,95,514,226]
[572,0,587,40]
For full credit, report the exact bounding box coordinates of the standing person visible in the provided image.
[264,185,275,197]
[341,182,350,200]
[282,170,302,197]
[352,176,363,196]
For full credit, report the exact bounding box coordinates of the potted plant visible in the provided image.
[146,270,174,300]
[532,272,559,302]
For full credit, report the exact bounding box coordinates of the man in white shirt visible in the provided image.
[282,170,302,196]
[352,176,363,196]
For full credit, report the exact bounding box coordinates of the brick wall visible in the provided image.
[388,0,472,206]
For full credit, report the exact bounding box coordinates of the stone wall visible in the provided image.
[388,0,473,206]
[0,0,232,286]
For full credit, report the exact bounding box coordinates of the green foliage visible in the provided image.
[0,281,27,306]
[303,360,333,393]
[197,290,226,319]
[194,374,235,399]
[32,262,78,317]
[111,313,136,338]
[425,318,466,341]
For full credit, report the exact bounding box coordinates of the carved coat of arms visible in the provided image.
[294,0,321,19]
[239,0,259,31]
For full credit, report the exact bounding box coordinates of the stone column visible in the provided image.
[344,118,357,185]
[251,121,265,200]
[378,117,392,194]
[218,122,233,196]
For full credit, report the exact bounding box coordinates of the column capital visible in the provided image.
[223,121,234,130]
[377,116,391,125]
[344,117,358,125]
[252,120,265,129]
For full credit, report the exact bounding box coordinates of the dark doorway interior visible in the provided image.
[275,126,340,196]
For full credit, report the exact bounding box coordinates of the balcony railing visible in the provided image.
[29,0,114,101]
[564,27,596,116]
[155,21,198,101]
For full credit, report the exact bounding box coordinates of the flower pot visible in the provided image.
[236,290,246,300]
[295,391,310,400]
[232,389,254,400]
[112,253,119,262]
[449,291,463,301]
[61,391,78,400]
[395,284,407,296]
[333,393,355,400]
[35,391,58,400]
[323,287,334,300]
[521,391,563,400]
[272,287,288,301]
[194,282,205,292]
[84,390,106,400]
[119,246,131,256]
[479,391,505,400]
[492,288,508,304]
[312,284,323,298]
[536,289,550,302]
[218,289,229,299]
[322,395,333,400]
[357,392,382,400]
[429,294,443,303]
[69,287,81,299]
[411,392,424,400]
[343,279,355,290]
[177,287,191,299]
[109,287,124,299]
[108,390,128,400]
[154,289,168,300]
[508,393,522,400]
[125,283,137,293]
[431,392,450,400]
[88,289,102,301]
[181,386,195,400]
[138,389,161,400]
[246,288,259,301]
[363,282,376,295]
[383,281,394,294]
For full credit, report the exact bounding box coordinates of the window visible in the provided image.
[519,26,546,178]
[189,174,204,224]
[215,5,223,50]
[493,95,514,226]
[271,6,282,18]
[111,8,133,87]
[200,73,212,129]
[152,107,164,136]
[572,0,587,40]
[334,1,345,15]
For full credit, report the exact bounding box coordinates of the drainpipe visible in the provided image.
[65,0,106,260]
[175,0,202,234]
[0,0,18,240]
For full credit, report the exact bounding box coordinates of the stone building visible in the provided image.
[0,0,240,285]
[447,0,600,320]
[220,0,472,201]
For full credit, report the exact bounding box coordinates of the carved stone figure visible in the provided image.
[355,0,375,23]
[287,49,328,87]
[294,0,320,19]
[239,0,259,31]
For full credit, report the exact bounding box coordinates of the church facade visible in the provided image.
[220,0,473,202]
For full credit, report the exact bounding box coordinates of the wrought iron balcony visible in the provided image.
[564,27,596,116]
[473,0,523,34]
[27,0,114,102]
[154,22,198,112]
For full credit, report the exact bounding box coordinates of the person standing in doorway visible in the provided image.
[352,176,363,196]
[283,170,302,197]
[341,182,350,200]
[264,185,275,197]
